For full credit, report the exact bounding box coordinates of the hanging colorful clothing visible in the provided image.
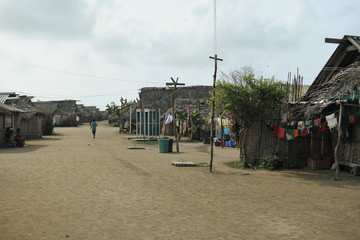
[277,127,286,139]
[301,128,309,137]
[326,113,337,130]
[165,115,173,124]
[319,122,328,132]
[286,129,295,140]
[293,129,299,138]
[314,118,321,127]
[297,121,305,131]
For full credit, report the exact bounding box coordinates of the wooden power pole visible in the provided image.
[209,54,223,172]
[166,77,185,152]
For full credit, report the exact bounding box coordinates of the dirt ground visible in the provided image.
[1,121,360,240]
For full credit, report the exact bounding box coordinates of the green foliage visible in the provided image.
[105,102,120,116]
[43,118,54,135]
[260,153,283,170]
[120,97,128,107]
[215,73,287,127]
[226,161,253,169]
[214,67,287,162]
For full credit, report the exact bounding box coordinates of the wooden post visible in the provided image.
[221,114,224,148]
[166,77,185,153]
[209,54,223,172]
[129,106,131,134]
[334,102,342,180]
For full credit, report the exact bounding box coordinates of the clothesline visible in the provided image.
[272,112,357,140]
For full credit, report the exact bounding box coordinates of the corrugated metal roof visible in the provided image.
[0,93,10,103]
[0,103,26,113]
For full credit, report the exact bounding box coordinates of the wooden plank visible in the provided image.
[325,38,342,44]
[172,161,196,167]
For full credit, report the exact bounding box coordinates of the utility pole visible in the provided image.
[166,77,185,152]
[209,54,223,172]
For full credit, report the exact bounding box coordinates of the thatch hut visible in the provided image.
[0,93,43,139]
[77,104,104,124]
[139,86,212,114]
[33,100,80,127]
[242,35,360,172]
[0,103,26,147]
[139,86,212,136]
[289,35,360,175]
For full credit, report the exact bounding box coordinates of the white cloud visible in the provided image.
[0,0,95,39]
[0,0,359,109]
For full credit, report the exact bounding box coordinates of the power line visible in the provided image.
[0,57,164,84]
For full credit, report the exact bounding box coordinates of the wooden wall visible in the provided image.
[245,118,340,168]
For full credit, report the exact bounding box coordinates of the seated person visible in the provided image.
[5,127,12,142]
[15,128,26,147]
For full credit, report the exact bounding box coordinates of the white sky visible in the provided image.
[0,0,359,110]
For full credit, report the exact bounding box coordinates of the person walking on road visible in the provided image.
[90,119,98,138]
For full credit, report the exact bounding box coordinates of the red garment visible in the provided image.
[277,127,285,139]
[301,128,309,136]
[294,129,299,138]
[319,122,328,132]
[349,115,357,124]
[272,125,279,135]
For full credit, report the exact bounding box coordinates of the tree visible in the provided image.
[105,102,120,116]
[215,70,286,163]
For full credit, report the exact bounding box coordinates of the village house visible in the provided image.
[0,92,43,143]
[289,35,360,174]
[244,35,360,173]
[0,103,25,147]
[135,85,212,137]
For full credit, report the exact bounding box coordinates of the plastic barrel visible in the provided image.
[168,139,173,152]
[158,139,170,153]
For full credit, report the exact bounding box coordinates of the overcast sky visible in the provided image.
[0,0,359,110]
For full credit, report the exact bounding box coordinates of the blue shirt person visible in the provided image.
[90,119,98,138]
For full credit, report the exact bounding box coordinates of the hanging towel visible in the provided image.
[286,129,295,140]
[319,122,328,132]
[326,113,335,123]
[297,121,305,131]
[293,129,299,138]
[326,113,337,129]
[277,127,286,139]
[165,115,173,124]
[314,118,321,127]
[301,128,309,136]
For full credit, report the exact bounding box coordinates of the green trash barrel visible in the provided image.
[158,139,170,153]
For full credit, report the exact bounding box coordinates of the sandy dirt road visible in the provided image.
[1,121,360,240]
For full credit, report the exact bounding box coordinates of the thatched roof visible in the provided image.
[304,35,360,99]
[305,60,360,102]
[290,35,360,119]
[139,85,212,114]
[33,100,80,116]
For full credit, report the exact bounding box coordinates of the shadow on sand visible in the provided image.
[275,169,360,189]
